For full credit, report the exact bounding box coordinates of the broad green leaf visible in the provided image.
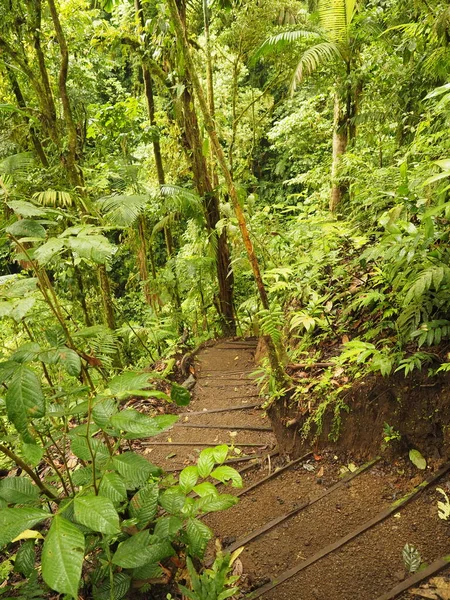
[111,530,151,568]
[0,276,37,299]
[98,472,127,503]
[212,445,229,465]
[10,342,41,363]
[409,449,427,470]
[92,398,117,429]
[159,487,187,515]
[112,531,174,568]
[110,409,177,439]
[112,452,161,489]
[109,372,150,395]
[74,495,120,534]
[170,383,191,406]
[129,482,159,529]
[179,466,199,494]
[33,238,65,265]
[71,466,94,487]
[21,443,44,468]
[6,219,46,239]
[0,507,49,548]
[194,493,238,513]
[6,365,45,437]
[71,437,109,464]
[185,518,212,557]
[197,448,216,478]
[66,235,116,264]
[93,572,130,600]
[58,348,81,376]
[10,297,36,322]
[193,482,218,497]
[7,201,48,218]
[14,539,35,576]
[210,466,243,488]
[153,516,183,541]
[0,477,40,504]
[132,562,163,581]
[0,361,19,385]
[41,515,85,598]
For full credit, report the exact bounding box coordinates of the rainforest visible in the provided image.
[0,0,450,599]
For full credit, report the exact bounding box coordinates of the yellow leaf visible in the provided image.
[12,529,44,542]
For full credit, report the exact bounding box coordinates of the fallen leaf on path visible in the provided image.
[408,588,439,599]
[232,559,243,577]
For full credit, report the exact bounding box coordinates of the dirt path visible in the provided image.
[148,339,450,600]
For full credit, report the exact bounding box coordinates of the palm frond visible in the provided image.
[33,189,73,208]
[319,0,357,43]
[319,0,346,42]
[97,194,151,227]
[291,41,342,91]
[152,213,177,238]
[0,152,35,177]
[160,185,203,216]
[252,29,321,63]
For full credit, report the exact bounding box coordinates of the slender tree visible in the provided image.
[166,0,287,387]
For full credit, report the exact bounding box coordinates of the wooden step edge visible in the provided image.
[179,403,260,416]
[174,423,272,432]
[245,460,450,599]
[375,555,450,600]
[223,457,381,559]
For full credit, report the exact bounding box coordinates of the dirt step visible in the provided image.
[204,460,332,543]
[238,463,413,588]
[179,410,268,428]
[259,483,449,600]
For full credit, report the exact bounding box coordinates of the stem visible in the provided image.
[37,431,70,496]
[0,444,58,500]
[85,395,98,494]
[46,429,76,495]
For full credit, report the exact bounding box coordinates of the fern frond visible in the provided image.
[97,194,151,227]
[291,41,342,90]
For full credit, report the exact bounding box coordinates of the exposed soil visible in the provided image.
[269,369,450,462]
[144,339,450,600]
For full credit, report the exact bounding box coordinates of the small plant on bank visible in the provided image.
[382,423,401,449]
[402,543,422,573]
[178,547,243,600]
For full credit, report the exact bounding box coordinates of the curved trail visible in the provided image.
[148,339,450,599]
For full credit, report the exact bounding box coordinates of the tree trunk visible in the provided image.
[329,93,348,213]
[168,0,235,336]
[179,84,236,335]
[97,264,116,331]
[47,0,83,187]
[167,0,287,388]
[5,65,49,167]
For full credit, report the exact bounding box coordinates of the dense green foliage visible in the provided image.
[0,0,450,596]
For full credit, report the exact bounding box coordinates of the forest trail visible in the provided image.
[148,340,450,600]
